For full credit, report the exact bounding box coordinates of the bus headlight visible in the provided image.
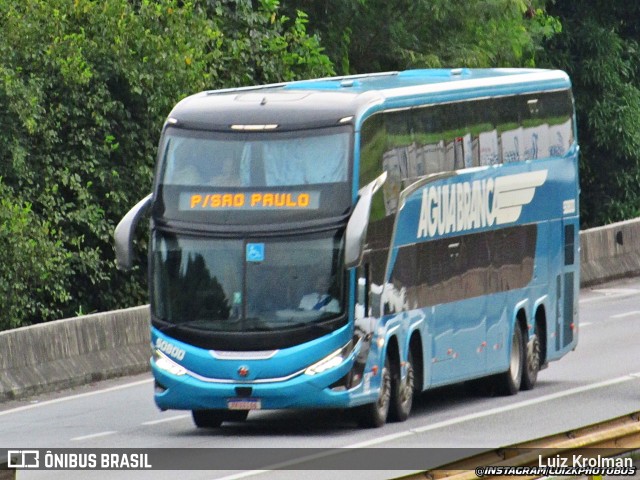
[305,340,354,376]
[153,350,187,376]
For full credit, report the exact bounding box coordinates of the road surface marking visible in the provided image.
[0,378,153,417]
[580,288,640,304]
[610,311,640,319]
[213,372,640,479]
[71,431,117,441]
[356,372,640,443]
[142,414,190,426]
[581,311,640,327]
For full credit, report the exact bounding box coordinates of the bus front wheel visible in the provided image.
[192,409,249,428]
[356,357,391,428]
[389,350,414,422]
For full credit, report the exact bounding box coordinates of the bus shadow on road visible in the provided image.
[179,379,564,437]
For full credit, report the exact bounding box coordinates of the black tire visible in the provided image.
[192,409,249,428]
[521,325,540,391]
[495,324,524,395]
[356,357,391,428]
[389,350,414,422]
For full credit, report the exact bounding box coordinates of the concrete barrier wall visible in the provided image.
[0,306,150,402]
[580,217,640,286]
[1,218,639,402]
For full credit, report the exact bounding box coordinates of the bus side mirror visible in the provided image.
[114,194,152,271]
[345,172,387,269]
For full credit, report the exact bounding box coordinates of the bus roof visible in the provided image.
[167,69,571,131]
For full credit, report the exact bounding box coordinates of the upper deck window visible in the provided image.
[360,89,575,219]
[154,126,353,225]
[160,127,349,188]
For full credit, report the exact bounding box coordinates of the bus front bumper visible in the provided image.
[151,357,379,412]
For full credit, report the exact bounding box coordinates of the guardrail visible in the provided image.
[398,411,640,480]
[0,217,639,402]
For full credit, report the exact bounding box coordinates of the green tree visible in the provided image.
[0,181,71,329]
[282,0,560,74]
[541,1,640,227]
[207,0,334,85]
[0,0,332,328]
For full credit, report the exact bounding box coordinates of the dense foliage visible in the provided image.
[0,0,332,329]
[541,1,640,227]
[1,0,637,329]
[0,181,71,329]
[281,0,560,73]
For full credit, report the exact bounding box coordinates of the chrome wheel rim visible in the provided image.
[510,332,522,384]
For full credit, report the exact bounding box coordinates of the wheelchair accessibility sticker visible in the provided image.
[246,243,265,262]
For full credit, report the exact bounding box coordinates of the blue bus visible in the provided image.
[115,69,579,428]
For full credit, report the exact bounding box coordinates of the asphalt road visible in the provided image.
[2,277,640,480]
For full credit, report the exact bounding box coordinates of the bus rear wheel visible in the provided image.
[356,357,391,428]
[521,326,540,391]
[389,350,414,422]
[192,409,249,428]
[495,324,524,395]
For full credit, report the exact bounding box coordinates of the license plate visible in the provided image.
[227,398,261,410]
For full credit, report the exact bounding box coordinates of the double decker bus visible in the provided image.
[115,68,579,428]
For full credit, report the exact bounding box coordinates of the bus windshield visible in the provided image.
[154,126,352,225]
[151,229,346,333]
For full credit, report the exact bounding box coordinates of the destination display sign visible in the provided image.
[179,191,320,211]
